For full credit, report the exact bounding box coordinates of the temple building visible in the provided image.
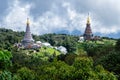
[14,18,41,49]
[21,18,35,48]
[78,14,101,42]
[83,14,93,40]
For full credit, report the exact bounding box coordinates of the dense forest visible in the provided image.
[0,28,120,80]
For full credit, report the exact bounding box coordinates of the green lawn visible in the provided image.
[32,46,61,60]
[38,47,60,55]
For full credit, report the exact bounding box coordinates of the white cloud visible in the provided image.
[2,0,32,31]
[1,0,120,36]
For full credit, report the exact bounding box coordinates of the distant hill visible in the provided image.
[55,29,81,36]
[54,29,119,39]
[0,28,117,52]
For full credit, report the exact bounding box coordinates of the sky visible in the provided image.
[0,0,120,38]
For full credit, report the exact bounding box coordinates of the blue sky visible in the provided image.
[0,0,120,38]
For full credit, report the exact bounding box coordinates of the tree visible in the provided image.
[0,50,12,70]
[73,57,117,80]
[62,36,77,53]
[0,70,12,80]
[38,61,75,80]
[115,39,120,51]
[65,54,77,65]
[96,51,120,79]
[0,50,12,80]
[14,67,36,80]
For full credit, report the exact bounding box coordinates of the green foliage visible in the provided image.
[13,67,36,80]
[76,43,87,55]
[96,51,120,79]
[0,70,12,80]
[0,50,12,61]
[62,36,77,53]
[38,46,60,56]
[0,50,12,80]
[0,50,12,70]
[37,61,75,80]
[95,65,117,80]
[80,42,115,60]
[73,57,94,80]
[115,39,120,51]
[64,54,77,65]
[11,49,50,73]
[0,28,24,50]
[0,28,118,79]
[34,57,117,80]
[73,57,93,70]
[73,57,117,80]
[0,28,78,53]
[40,34,78,53]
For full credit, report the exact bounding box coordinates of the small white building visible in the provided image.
[78,36,84,42]
[57,46,67,54]
[32,44,41,49]
[42,42,52,47]
[36,41,42,44]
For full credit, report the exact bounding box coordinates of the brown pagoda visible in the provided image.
[83,15,93,40]
[21,18,34,48]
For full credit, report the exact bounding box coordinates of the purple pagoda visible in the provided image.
[83,14,93,40]
[21,18,34,48]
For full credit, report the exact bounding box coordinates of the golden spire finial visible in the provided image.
[87,13,90,24]
[27,18,30,25]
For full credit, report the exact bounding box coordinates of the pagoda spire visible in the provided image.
[83,13,93,40]
[87,13,90,24]
[27,18,30,25]
[21,18,34,47]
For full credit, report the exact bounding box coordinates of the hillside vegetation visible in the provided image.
[0,28,119,80]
